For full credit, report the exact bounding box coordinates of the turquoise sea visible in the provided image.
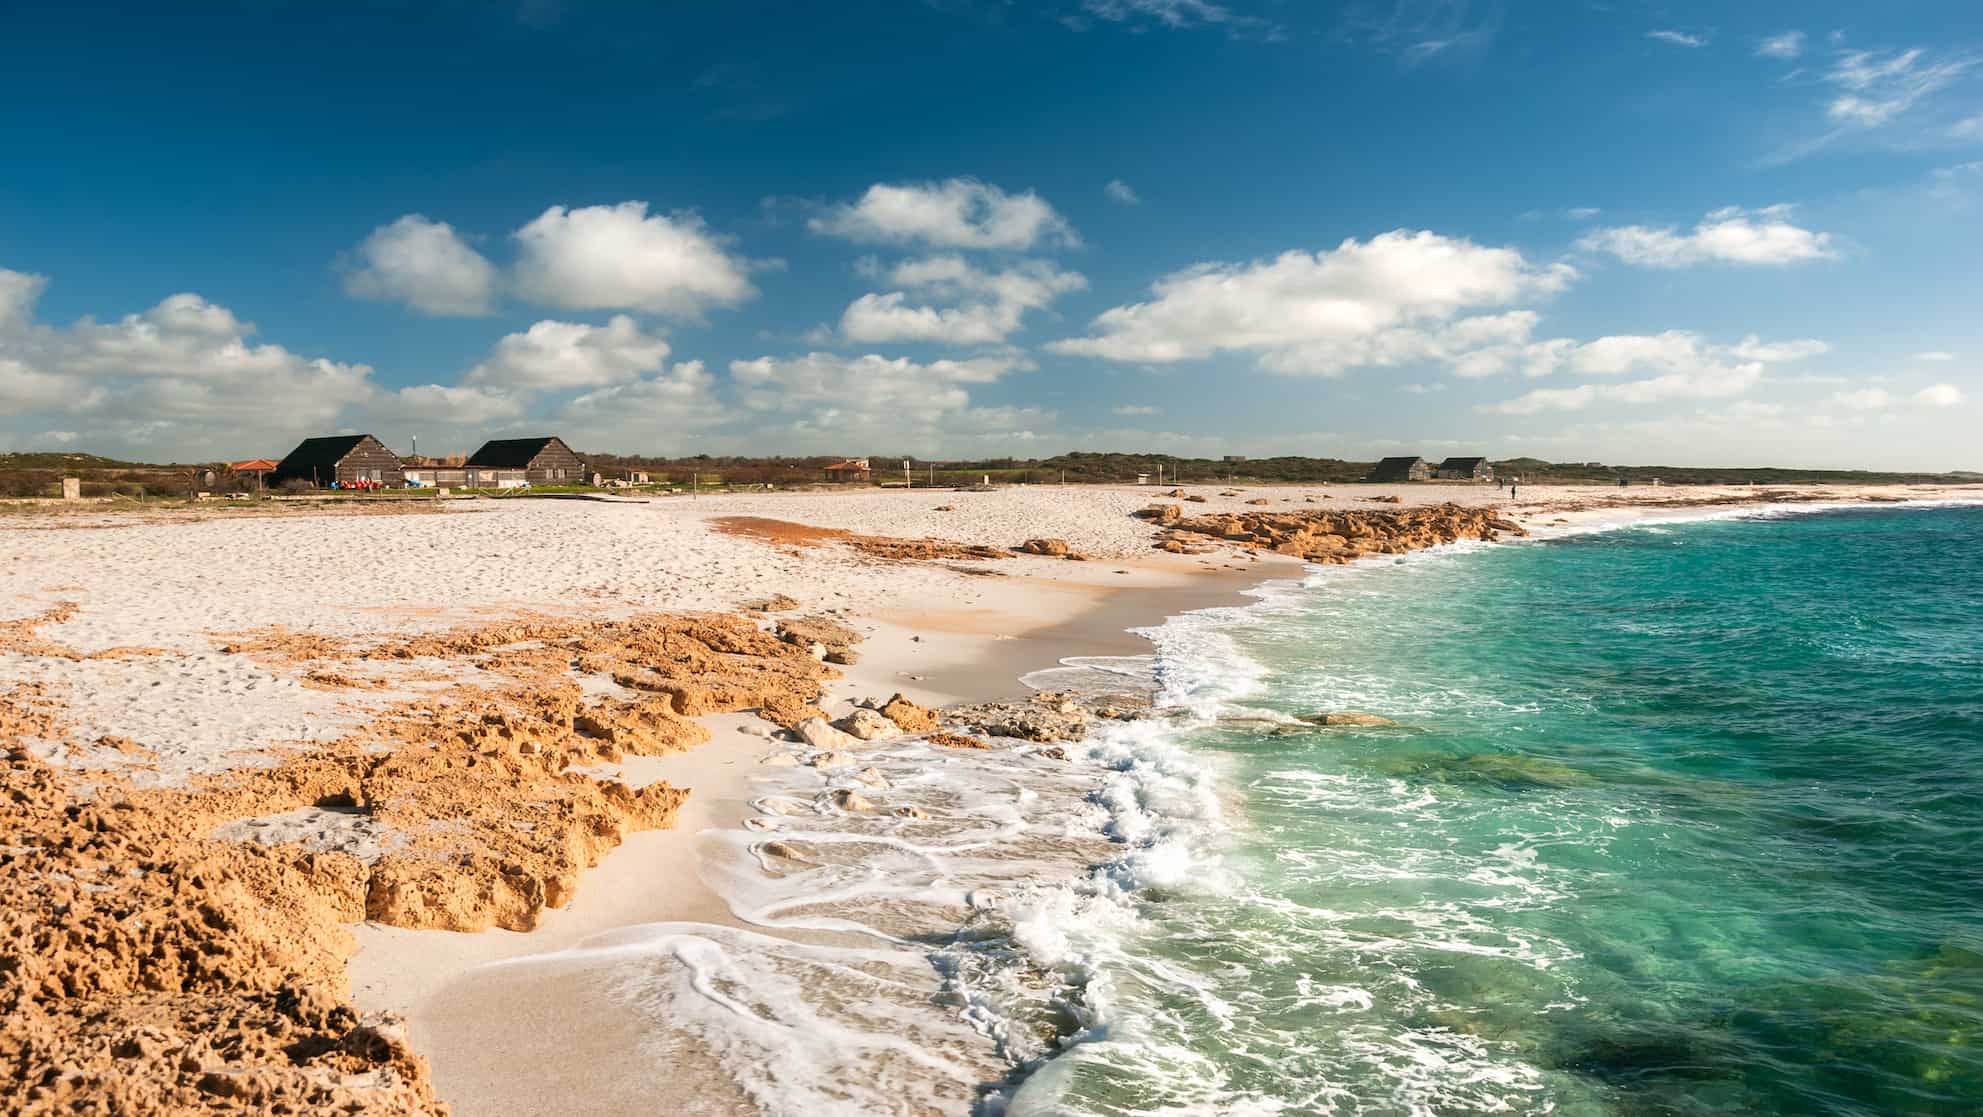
[1009,505,1983,1116]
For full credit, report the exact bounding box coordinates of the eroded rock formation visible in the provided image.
[1,609,850,1115]
[1156,503,1525,564]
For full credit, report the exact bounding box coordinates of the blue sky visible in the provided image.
[2,1,1980,468]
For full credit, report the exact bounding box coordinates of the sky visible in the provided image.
[2,1,1980,470]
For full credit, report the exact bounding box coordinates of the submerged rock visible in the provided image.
[1301,712,1401,728]
[828,788,875,812]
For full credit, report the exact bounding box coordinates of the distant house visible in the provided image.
[463,437,586,487]
[1367,456,1431,482]
[823,458,872,483]
[1435,456,1494,482]
[270,435,403,489]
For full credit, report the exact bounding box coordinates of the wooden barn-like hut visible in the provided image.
[463,437,586,486]
[1435,456,1494,482]
[269,435,403,489]
[1367,456,1431,482]
[822,458,872,483]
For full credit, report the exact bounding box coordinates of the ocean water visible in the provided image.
[999,504,1983,1117]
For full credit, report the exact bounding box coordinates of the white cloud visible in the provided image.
[1485,331,1826,414]
[37,431,80,445]
[1567,207,1602,221]
[1071,0,1272,36]
[1104,179,1141,205]
[1916,383,1966,407]
[463,315,671,392]
[1757,31,1805,60]
[839,256,1085,345]
[1578,206,1835,267]
[512,202,756,317]
[555,359,729,448]
[728,351,1040,450]
[1647,30,1706,49]
[1954,114,1983,140]
[1831,387,1892,410]
[1112,404,1159,415]
[810,179,1077,251]
[1050,230,1575,376]
[385,384,526,425]
[1915,351,1957,361]
[0,273,376,457]
[1824,48,1973,129]
[342,215,497,316]
[0,268,48,328]
[1728,336,1832,363]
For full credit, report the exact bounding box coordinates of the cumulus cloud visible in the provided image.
[342,215,498,316]
[1757,31,1805,60]
[1825,48,1972,128]
[555,359,729,448]
[383,384,526,426]
[1483,331,1827,414]
[728,351,1042,450]
[1104,179,1141,205]
[1049,230,1575,376]
[1647,30,1706,49]
[1915,351,1957,361]
[512,202,757,317]
[0,268,48,328]
[810,179,1077,251]
[839,256,1085,345]
[1578,206,1835,267]
[1112,404,1159,415]
[1916,383,1966,406]
[463,315,671,392]
[0,269,376,456]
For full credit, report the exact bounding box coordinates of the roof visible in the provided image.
[229,459,280,472]
[274,435,384,475]
[464,437,568,468]
[1438,456,1490,469]
[823,458,870,471]
[1374,456,1427,466]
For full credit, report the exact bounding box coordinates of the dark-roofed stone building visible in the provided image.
[1435,456,1494,482]
[269,434,403,488]
[463,436,586,486]
[1367,456,1431,482]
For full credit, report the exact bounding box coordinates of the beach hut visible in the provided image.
[1435,456,1495,482]
[1367,456,1431,482]
[463,436,586,486]
[823,458,872,483]
[269,435,403,489]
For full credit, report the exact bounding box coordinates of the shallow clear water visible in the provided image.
[1017,505,1983,1116]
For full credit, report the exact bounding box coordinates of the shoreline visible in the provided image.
[5,481,1978,1115]
[362,491,1983,1115]
[344,558,1292,1116]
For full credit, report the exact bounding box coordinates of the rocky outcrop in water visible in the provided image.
[1157,503,1525,565]
[946,692,1091,742]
